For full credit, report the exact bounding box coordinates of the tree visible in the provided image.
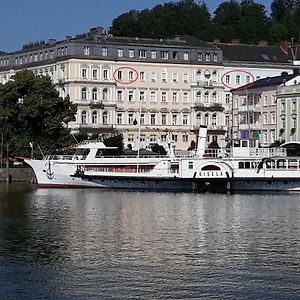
[212,0,242,42]
[0,70,77,157]
[271,0,295,23]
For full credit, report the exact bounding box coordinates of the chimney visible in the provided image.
[280,41,290,54]
[89,26,104,37]
[48,38,56,45]
[231,39,240,45]
[257,40,268,46]
[213,38,220,44]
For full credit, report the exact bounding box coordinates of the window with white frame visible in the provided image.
[172,92,178,103]
[161,114,167,125]
[92,88,97,100]
[102,112,108,124]
[205,53,210,61]
[213,54,218,62]
[225,93,230,104]
[161,91,167,102]
[263,113,268,124]
[196,91,201,102]
[151,51,156,59]
[246,75,251,84]
[183,73,189,83]
[139,50,146,58]
[117,113,123,124]
[128,134,134,142]
[292,100,297,111]
[81,111,87,123]
[149,135,156,142]
[212,92,217,103]
[84,46,90,55]
[102,48,108,56]
[264,95,268,106]
[102,88,108,100]
[140,134,146,142]
[281,100,285,112]
[92,111,97,124]
[196,113,201,125]
[271,130,275,143]
[204,92,209,103]
[162,72,167,82]
[140,113,145,125]
[117,49,123,57]
[128,113,134,124]
[81,68,88,79]
[225,75,230,84]
[129,71,134,81]
[183,52,189,60]
[128,90,134,102]
[81,88,87,100]
[172,73,178,82]
[103,69,109,79]
[92,69,98,79]
[225,115,230,126]
[160,51,168,59]
[211,114,217,126]
[117,70,123,80]
[117,90,123,102]
[182,134,188,142]
[197,53,202,61]
[150,91,156,102]
[172,114,178,125]
[151,72,157,82]
[182,114,188,125]
[204,113,209,125]
[161,134,167,142]
[172,134,178,142]
[140,71,145,81]
[150,114,156,125]
[271,112,276,124]
[183,92,189,102]
[129,49,134,58]
[139,91,145,102]
[236,75,241,84]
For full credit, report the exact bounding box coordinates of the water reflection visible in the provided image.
[0,184,300,299]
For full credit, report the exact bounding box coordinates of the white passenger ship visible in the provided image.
[25,126,300,192]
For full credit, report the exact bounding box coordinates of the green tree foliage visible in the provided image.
[110,0,211,40]
[109,0,300,44]
[0,70,77,157]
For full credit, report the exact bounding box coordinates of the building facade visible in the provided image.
[0,27,294,150]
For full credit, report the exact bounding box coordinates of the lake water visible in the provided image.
[0,183,300,299]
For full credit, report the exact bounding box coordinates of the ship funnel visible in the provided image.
[196,125,207,157]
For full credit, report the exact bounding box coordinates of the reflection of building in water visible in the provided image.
[0,28,293,149]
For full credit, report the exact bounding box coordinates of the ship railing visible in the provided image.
[44,155,77,161]
[248,148,286,157]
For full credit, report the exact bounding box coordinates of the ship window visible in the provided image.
[201,165,220,171]
[245,162,250,169]
[238,162,244,169]
[188,162,193,169]
[242,141,248,147]
[277,159,286,168]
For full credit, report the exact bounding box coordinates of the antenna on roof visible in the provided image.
[290,37,297,61]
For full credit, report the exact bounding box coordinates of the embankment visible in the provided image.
[0,167,36,182]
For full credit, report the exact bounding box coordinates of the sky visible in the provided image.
[0,0,271,52]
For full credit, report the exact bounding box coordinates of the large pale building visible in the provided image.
[0,27,294,150]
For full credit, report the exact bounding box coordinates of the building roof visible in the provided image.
[232,70,299,94]
[215,43,289,64]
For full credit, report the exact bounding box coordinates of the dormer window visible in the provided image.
[84,46,90,55]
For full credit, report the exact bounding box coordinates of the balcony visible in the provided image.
[239,123,262,130]
[194,102,224,112]
[239,104,261,112]
[74,123,115,133]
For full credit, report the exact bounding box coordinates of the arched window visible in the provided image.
[81,87,87,100]
[196,91,201,102]
[81,111,87,124]
[92,111,98,124]
[212,91,217,103]
[92,88,97,101]
[204,92,209,103]
[212,70,218,82]
[102,88,108,100]
[196,113,201,125]
[196,70,201,81]
[102,111,108,124]
[204,113,209,125]
[212,114,217,126]
[204,70,211,79]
